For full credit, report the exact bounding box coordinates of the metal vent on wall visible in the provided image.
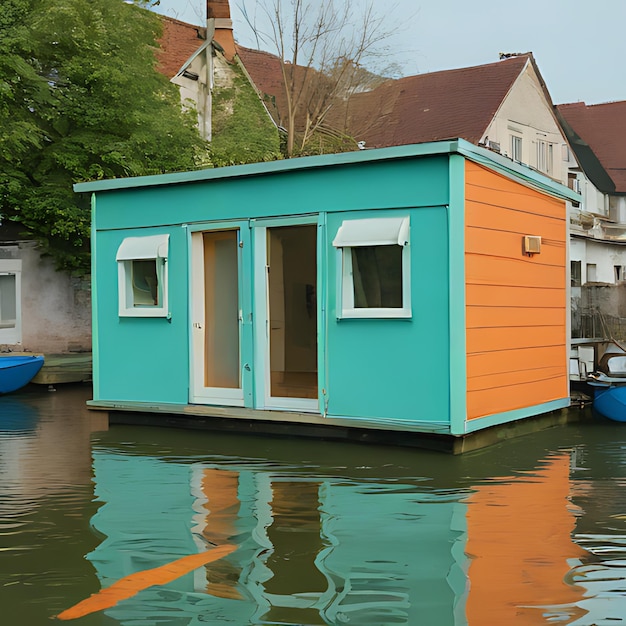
[523,235,542,256]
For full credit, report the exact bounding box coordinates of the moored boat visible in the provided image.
[587,344,626,422]
[0,355,45,395]
[591,384,626,423]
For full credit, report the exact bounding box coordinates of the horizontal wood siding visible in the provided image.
[465,161,568,420]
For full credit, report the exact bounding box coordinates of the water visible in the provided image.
[1,386,626,625]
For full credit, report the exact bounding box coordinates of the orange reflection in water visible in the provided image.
[465,453,587,624]
[199,468,243,600]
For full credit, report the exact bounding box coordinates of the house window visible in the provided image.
[511,135,523,162]
[586,263,597,283]
[116,234,169,317]
[0,260,21,344]
[332,216,411,318]
[537,140,554,174]
[571,261,581,287]
[547,143,554,174]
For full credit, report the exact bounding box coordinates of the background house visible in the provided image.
[163,13,625,343]
[155,7,279,163]
[557,101,626,339]
[0,221,91,354]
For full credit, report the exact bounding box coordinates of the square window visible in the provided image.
[117,235,169,317]
[351,246,403,308]
[586,263,597,283]
[333,216,411,319]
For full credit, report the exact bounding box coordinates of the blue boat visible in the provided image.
[592,384,626,423]
[0,355,44,394]
[586,344,626,422]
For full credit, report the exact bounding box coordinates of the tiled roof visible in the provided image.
[158,19,535,153]
[155,16,206,78]
[235,45,284,99]
[235,45,313,128]
[236,47,530,148]
[328,55,530,148]
[557,101,626,194]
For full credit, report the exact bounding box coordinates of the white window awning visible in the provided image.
[116,234,169,261]
[332,216,409,248]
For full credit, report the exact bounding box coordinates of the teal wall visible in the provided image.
[93,157,449,231]
[92,153,452,424]
[94,226,190,403]
[325,207,450,423]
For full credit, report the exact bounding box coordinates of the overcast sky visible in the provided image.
[150,0,625,106]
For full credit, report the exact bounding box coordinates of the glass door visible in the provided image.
[255,223,319,412]
[191,229,243,405]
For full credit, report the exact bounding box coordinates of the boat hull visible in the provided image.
[593,385,626,423]
[0,355,45,394]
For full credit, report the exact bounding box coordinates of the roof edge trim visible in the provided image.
[74,141,458,193]
[74,138,580,203]
[455,139,581,203]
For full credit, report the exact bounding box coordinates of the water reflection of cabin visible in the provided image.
[75,139,580,452]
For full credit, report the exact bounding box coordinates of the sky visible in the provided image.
[150,0,626,106]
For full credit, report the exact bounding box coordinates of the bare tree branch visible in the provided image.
[238,0,403,156]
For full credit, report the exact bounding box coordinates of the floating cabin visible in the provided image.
[75,139,580,453]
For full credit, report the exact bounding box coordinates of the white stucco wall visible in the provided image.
[482,61,568,184]
[610,196,626,223]
[171,45,211,140]
[0,241,91,353]
[580,177,608,216]
[575,239,626,285]
[171,45,235,142]
[570,237,587,269]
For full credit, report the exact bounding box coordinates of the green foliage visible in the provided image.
[0,0,210,273]
[209,61,281,167]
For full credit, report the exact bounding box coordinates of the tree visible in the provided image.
[0,0,210,273]
[209,61,282,166]
[239,0,398,157]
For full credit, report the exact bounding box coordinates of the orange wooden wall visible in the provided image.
[465,161,568,420]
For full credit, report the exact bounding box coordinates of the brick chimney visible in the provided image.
[207,0,235,61]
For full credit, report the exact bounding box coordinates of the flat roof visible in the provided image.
[74,138,581,203]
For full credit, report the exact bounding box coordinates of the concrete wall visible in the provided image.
[580,283,626,318]
[0,241,91,353]
[572,283,626,340]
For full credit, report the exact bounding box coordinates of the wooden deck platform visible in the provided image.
[87,399,590,454]
[31,353,92,385]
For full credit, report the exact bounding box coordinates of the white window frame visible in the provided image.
[333,216,411,319]
[0,259,21,344]
[536,139,555,175]
[547,142,554,175]
[116,234,169,318]
[511,134,523,162]
[586,263,597,284]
